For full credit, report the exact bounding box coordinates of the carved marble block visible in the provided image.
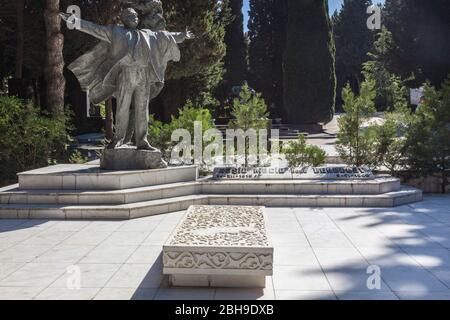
[163,205,273,288]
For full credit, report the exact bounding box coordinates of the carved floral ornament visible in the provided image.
[169,206,269,247]
[163,251,273,271]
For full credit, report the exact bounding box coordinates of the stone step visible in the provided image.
[0,177,401,206]
[17,164,198,190]
[208,187,422,208]
[0,182,200,205]
[0,195,209,220]
[200,177,401,195]
[0,187,422,220]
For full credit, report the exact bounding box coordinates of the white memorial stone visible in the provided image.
[163,205,273,288]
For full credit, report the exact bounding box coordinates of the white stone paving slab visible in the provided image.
[34,245,95,264]
[272,265,332,291]
[126,245,162,264]
[94,287,157,300]
[335,291,399,300]
[79,245,137,264]
[155,287,215,300]
[0,262,26,281]
[35,287,100,300]
[0,286,44,300]
[214,278,275,300]
[61,231,113,246]
[50,263,121,288]
[275,290,337,300]
[0,263,69,287]
[395,291,450,300]
[105,263,164,289]
[0,245,53,263]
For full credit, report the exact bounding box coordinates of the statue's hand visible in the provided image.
[60,12,78,27]
[59,12,71,22]
[184,27,195,40]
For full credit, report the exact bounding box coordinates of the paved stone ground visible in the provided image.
[0,195,450,300]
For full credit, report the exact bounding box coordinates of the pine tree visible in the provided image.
[405,76,450,193]
[154,0,231,121]
[332,0,375,109]
[336,79,378,167]
[383,0,450,87]
[283,0,336,124]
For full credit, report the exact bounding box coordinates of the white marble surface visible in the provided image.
[0,195,450,299]
[163,206,273,287]
[17,164,198,190]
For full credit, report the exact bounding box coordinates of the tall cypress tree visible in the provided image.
[271,0,288,117]
[383,0,450,87]
[333,0,374,109]
[223,0,247,91]
[248,0,287,117]
[283,0,336,124]
[248,0,274,104]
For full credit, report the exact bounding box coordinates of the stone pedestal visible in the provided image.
[163,205,273,288]
[100,148,167,170]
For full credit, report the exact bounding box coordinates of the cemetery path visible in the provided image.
[0,194,449,300]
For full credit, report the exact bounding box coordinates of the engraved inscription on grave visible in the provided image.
[212,166,374,180]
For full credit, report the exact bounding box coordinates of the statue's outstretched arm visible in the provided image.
[60,13,113,43]
[169,32,186,44]
[169,28,195,44]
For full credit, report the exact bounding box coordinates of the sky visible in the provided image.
[242,0,385,32]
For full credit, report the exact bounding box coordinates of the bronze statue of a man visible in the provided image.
[61,8,194,150]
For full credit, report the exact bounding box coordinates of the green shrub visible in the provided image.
[228,84,269,167]
[404,76,450,193]
[372,112,408,175]
[148,101,215,163]
[69,150,88,164]
[336,80,378,168]
[283,135,326,167]
[0,95,70,184]
[229,83,269,131]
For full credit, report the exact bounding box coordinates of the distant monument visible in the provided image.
[61,1,194,170]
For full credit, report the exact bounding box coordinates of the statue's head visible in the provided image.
[121,8,139,29]
[136,0,166,31]
[149,12,166,31]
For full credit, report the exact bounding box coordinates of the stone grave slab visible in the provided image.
[163,205,273,288]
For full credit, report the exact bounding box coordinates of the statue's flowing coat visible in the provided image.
[68,22,180,104]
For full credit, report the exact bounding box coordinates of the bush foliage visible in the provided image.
[148,101,215,163]
[229,84,269,131]
[404,77,450,193]
[283,135,326,168]
[336,80,378,168]
[0,95,69,184]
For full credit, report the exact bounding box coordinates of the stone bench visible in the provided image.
[163,205,273,288]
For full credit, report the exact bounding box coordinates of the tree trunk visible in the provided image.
[44,0,65,118]
[15,0,24,79]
